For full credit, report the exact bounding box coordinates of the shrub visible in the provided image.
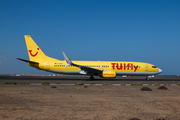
[3,82,8,85]
[136,82,143,86]
[148,84,152,86]
[140,86,152,91]
[121,83,126,86]
[158,86,168,90]
[18,83,26,85]
[26,83,30,85]
[56,82,61,84]
[168,84,171,86]
[108,83,113,86]
[90,81,95,85]
[164,84,167,86]
[75,82,84,85]
[102,83,108,86]
[3,81,17,85]
[9,81,17,84]
[154,83,159,86]
[42,81,49,85]
[177,83,180,85]
[51,85,57,88]
[131,83,136,86]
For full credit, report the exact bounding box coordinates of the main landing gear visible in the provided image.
[146,76,149,80]
[90,76,94,80]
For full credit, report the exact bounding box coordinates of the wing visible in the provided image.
[62,52,102,75]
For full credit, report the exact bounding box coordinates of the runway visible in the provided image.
[0,75,180,85]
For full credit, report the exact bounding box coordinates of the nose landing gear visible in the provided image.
[146,75,154,80]
[146,76,149,80]
[90,76,94,80]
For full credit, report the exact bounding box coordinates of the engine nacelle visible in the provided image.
[101,71,116,78]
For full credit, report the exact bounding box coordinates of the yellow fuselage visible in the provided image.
[30,58,159,76]
[18,35,162,79]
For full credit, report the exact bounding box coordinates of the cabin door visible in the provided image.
[145,64,148,71]
[46,63,50,70]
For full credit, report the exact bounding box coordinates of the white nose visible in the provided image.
[158,68,162,73]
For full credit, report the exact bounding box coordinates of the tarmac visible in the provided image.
[0,75,180,85]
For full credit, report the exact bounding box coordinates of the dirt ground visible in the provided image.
[0,85,180,120]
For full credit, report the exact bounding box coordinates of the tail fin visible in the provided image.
[25,35,47,62]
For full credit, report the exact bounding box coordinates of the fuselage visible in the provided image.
[32,59,162,76]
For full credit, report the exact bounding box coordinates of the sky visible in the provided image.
[0,0,180,75]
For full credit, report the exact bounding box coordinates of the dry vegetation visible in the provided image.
[0,85,180,120]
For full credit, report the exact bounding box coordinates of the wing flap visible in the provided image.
[79,65,102,74]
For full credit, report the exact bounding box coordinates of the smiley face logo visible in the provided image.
[28,48,39,57]
[66,60,69,63]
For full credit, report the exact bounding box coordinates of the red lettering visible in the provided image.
[127,63,131,70]
[134,65,138,72]
[131,64,133,70]
[116,63,122,70]
[124,63,126,70]
[111,63,116,69]
[111,63,139,72]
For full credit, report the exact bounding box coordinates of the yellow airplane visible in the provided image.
[17,35,162,80]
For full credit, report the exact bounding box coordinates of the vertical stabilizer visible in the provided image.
[24,35,47,62]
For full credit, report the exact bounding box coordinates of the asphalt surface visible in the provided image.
[0,75,180,84]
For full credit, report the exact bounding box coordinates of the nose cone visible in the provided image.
[158,68,162,73]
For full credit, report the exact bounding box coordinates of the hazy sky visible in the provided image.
[0,0,180,75]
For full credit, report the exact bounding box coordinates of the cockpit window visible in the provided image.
[152,66,157,68]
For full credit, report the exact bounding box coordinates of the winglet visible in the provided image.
[62,52,72,68]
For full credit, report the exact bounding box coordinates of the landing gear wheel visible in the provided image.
[146,77,149,81]
[90,76,94,80]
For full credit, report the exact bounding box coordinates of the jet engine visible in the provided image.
[101,71,116,78]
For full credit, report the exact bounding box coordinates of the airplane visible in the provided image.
[17,35,162,80]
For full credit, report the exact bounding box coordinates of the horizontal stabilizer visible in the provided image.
[16,58,39,64]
